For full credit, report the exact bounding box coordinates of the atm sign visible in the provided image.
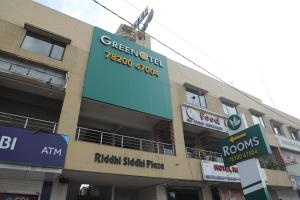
[220,124,272,167]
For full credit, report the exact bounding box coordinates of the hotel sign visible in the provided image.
[83,27,172,120]
[181,105,228,133]
[275,135,300,153]
[201,160,240,182]
[220,124,272,167]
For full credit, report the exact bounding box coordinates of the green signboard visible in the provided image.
[83,27,173,120]
[220,124,271,167]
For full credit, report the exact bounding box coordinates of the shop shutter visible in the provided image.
[0,179,43,195]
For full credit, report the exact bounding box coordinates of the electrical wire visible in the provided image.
[92,0,300,128]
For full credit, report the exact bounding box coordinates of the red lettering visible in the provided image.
[200,112,220,125]
[214,165,238,173]
[232,167,239,173]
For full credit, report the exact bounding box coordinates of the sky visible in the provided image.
[35,0,300,119]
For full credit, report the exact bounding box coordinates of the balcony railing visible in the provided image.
[186,147,223,162]
[259,158,286,171]
[76,126,175,156]
[0,111,57,133]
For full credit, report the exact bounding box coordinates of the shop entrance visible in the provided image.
[167,189,200,200]
[64,170,173,200]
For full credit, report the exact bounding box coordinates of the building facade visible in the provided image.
[0,0,300,200]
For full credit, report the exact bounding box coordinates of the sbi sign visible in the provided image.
[0,136,17,150]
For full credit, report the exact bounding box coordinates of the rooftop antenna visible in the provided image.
[132,7,154,32]
[115,6,154,41]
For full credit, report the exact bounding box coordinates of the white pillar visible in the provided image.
[201,185,213,200]
[50,179,68,200]
[156,185,167,200]
[111,185,115,200]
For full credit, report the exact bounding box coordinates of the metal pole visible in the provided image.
[77,128,80,140]
[139,140,142,151]
[52,123,57,133]
[24,118,29,128]
[121,136,124,148]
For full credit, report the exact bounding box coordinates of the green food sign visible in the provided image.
[220,124,271,167]
[83,27,173,120]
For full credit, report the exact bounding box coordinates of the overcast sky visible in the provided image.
[36,0,300,120]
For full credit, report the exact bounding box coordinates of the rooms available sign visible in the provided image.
[220,124,272,167]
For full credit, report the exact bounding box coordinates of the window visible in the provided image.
[186,90,207,108]
[271,121,284,136]
[222,103,237,116]
[21,32,65,60]
[289,128,300,141]
[251,114,265,128]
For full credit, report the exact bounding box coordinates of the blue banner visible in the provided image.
[0,125,69,168]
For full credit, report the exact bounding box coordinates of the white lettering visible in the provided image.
[0,136,17,150]
[41,146,62,156]
[131,49,138,57]
[223,146,230,156]
[112,41,118,49]
[125,46,130,54]
[99,34,164,67]
[230,145,237,154]
[100,35,111,45]
[54,148,62,156]
[253,137,259,146]
[10,137,17,150]
[237,142,245,151]
[41,146,48,154]
[244,139,254,148]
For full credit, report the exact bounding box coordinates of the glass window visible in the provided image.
[50,42,65,60]
[21,32,66,60]
[222,103,237,116]
[289,128,300,141]
[271,122,284,136]
[252,114,265,128]
[186,90,206,108]
[199,95,207,108]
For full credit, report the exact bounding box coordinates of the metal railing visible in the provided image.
[186,147,223,162]
[259,158,286,171]
[0,56,66,88]
[0,111,57,133]
[76,126,175,156]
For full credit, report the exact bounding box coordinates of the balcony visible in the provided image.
[259,158,286,171]
[0,111,57,133]
[185,147,223,162]
[76,126,175,156]
[0,54,67,90]
[185,147,286,172]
